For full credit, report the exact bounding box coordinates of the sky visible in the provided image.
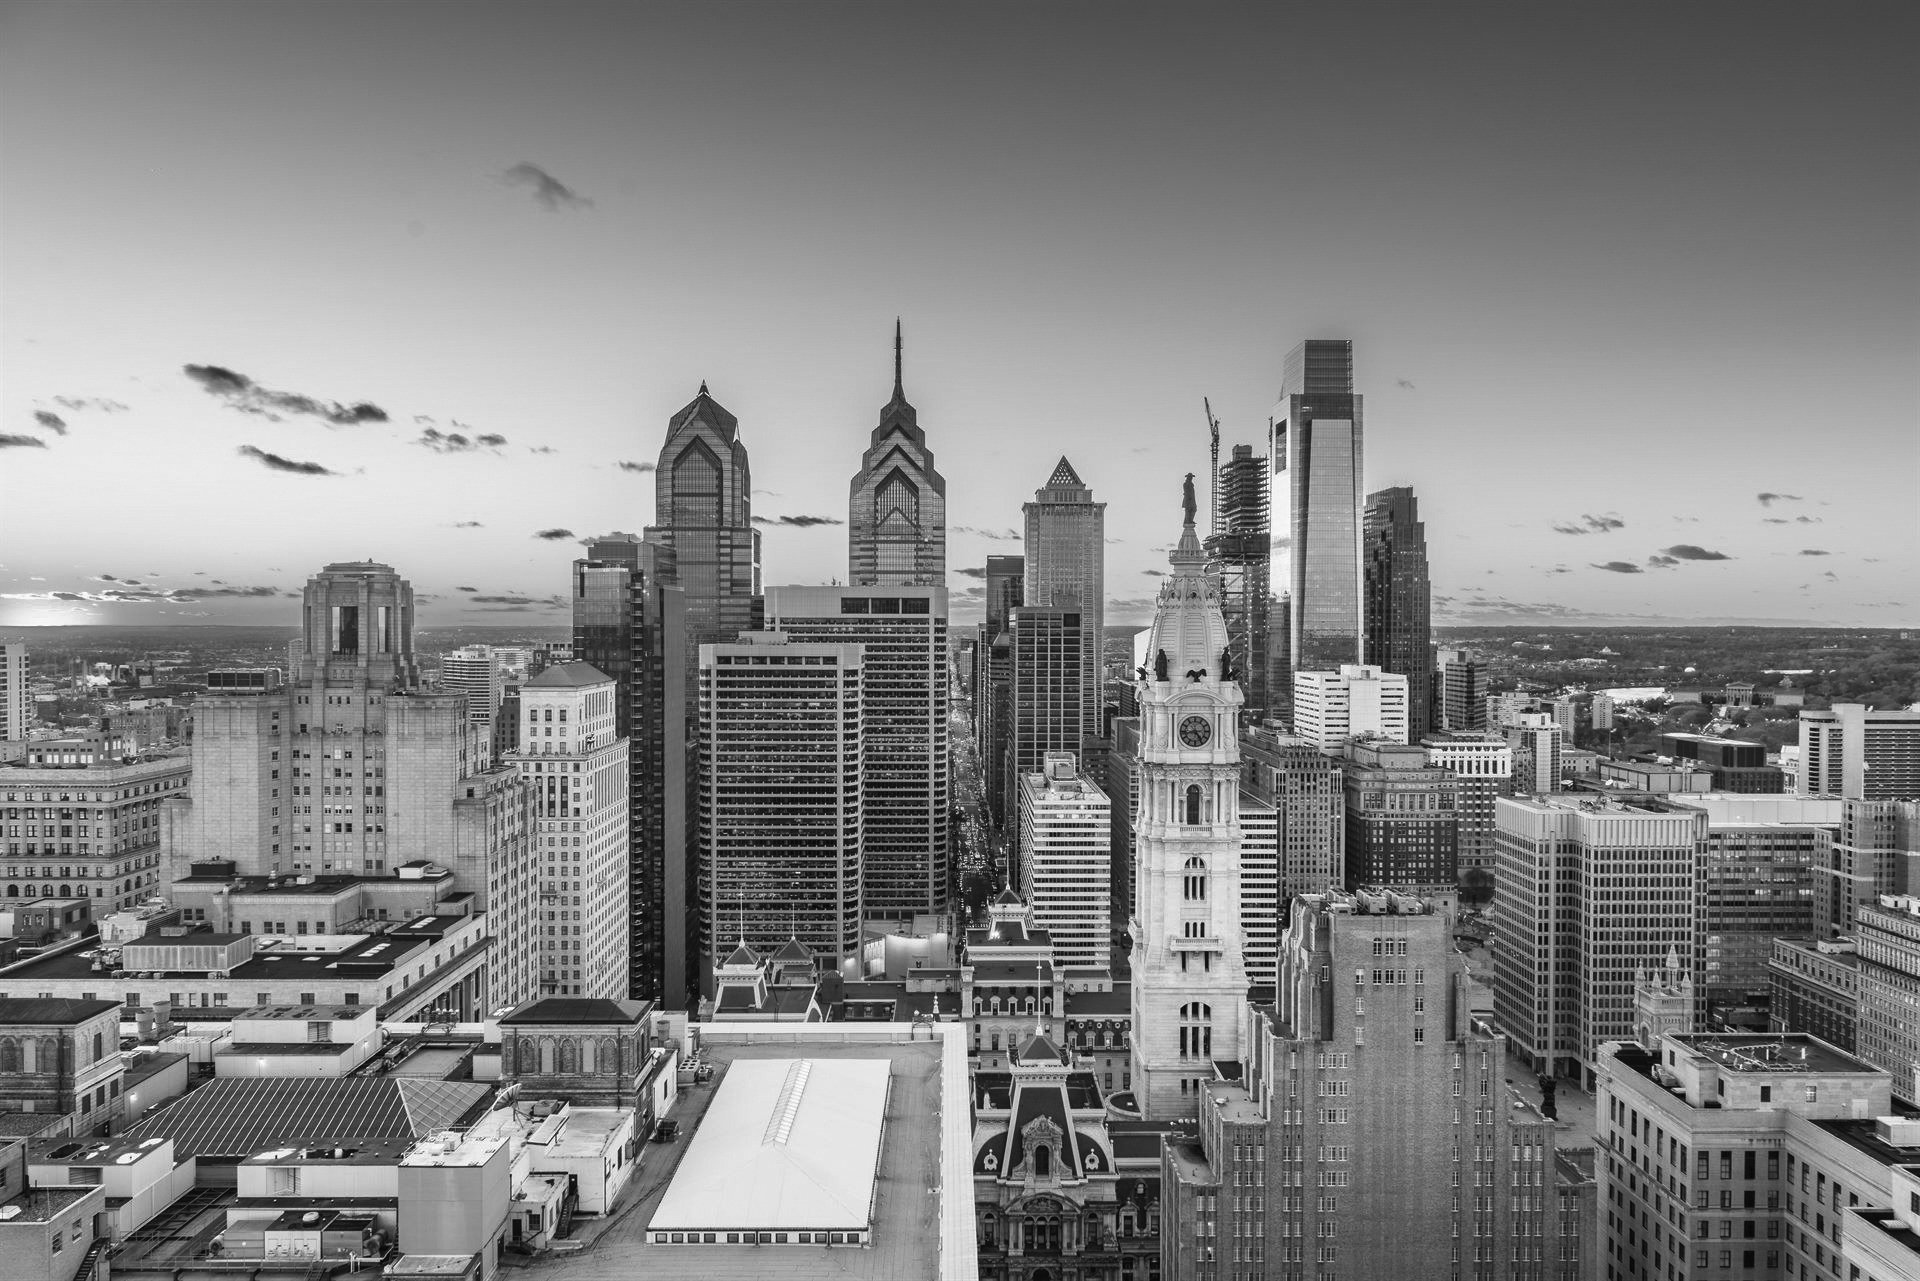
[2,1,1915,632]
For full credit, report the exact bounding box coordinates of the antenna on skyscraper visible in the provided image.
[1204,398,1221,541]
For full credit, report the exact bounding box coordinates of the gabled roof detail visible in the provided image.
[667,386,738,441]
[1046,456,1082,488]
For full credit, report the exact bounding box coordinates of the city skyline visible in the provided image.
[2,3,1915,631]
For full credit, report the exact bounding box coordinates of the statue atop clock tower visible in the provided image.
[1128,482,1247,1120]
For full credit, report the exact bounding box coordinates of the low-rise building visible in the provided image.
[0,747,188,915]
[1768,938,1859,1053]
[0,997,125,1136]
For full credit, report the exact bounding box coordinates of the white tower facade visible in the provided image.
[1130,484,1248,1120]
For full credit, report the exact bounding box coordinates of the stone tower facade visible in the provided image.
[1129,484,1247,1120]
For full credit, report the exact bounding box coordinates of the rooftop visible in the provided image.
[0,996,120,1025]
[522,661,613,689]
[123,1076,491,1157]
[1673,1033,1875,1076]
[497,996,651,1027]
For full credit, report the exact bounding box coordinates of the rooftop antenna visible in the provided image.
[893,317,904,400]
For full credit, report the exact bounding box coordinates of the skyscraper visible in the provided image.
[1797,703,1920,799]
[1017,751,1112,970]
[1362,485,1433,741]
[1271,339,1365,706]
[1291,663,1410,753]
[1436,646,1489,732]
[695,632,863,989]
[1205,443,1274,722]
[1241,724,1347,904]
[848,322,946,586]
[978,554,1024,829]
[440,644,504,727]
[572,535,691,1007]
[1507,711,1564,794]
[764,584,950,923]
[1004,604,1085,841]
[1130,488,1247,1119]
[1022,457,1105,749]
[0,643,27,742]
[1342,740,1460,897]
[643,383,761,664]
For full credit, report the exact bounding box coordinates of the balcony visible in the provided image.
[1170,934,1222,953]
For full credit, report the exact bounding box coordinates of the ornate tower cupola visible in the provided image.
[1129,474,1248,1121]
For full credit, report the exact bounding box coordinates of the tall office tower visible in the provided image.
[1017,751,1112,970]
[1507,711,1564,794]
[1854,893,1920,1107]
[1342,740,1460,897]
[1242,725,1347,903]
[1291,663,1409,754]
[765,585,950,923]
[695,632,863,990]
[1683,810,1820,1024]
[1004,605,1085,841]
[1163,892,1559,1281]
[573,535,690,1007]
[1237,790,1279,990]
[1362,486,1434,741]
[440,644,503,728]
[1270,339,1365,701]
[1130,493,1247,1120]
[1107,717,1141,919]
[1022,457,1105,750]
[0,643,27,741]
[1596,1030,1920,1281]
[979,554,1024,828]
[1798,703,1920,799]
[503,663,629,999]
[1493,794,1700,1085]
[1205,443,1274,722]
[1814,799,1920,938]
[643,383,761,677]
[1544,696,1579,739]
[848,323,946,587]
[1436,646,1488,733]
[1422,733,1512,873]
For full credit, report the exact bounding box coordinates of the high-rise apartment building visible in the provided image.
[1853,893,1920,1107]
[764,585,949,923]
[1206,442,1275,722]
[1163,891,1561,1281]
[1004,605,1086,832]
[1291,663,1409,753]
[503,663,628,999]
[1017,751,1111,971]
[1814,799,1920,939]
[1797,703,1920,800]
[1237,789,1279,990]
[1590,693,1614,732]
[571,535,690,1007]
[848,323,946,587]
[1130,496,1247,1119]
[643,384,762,684]
[695,633,863,989]
[1271,339,1365,708]
[1493,794,1700,1085]
[1508,711,1565,794]
[440,645,504,727]
[1363,486,1434,741]
[1022,457,1105,749]
[1342,740,1460,897]
[1241,725,1346,904]
[1437,647,1488,733]
[0,643,27,741]
[1423,733,1513,872]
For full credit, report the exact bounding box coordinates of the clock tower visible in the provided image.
[1129,479,1247,1120]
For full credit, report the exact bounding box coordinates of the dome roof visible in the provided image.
[1142,518,1232,680]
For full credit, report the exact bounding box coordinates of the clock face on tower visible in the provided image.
[1178,715,1212,747]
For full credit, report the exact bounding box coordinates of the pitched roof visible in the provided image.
[992,885,1024,906]
[770,937,813,964]
[721,940,759,968]
[522,662,612,689]
[667,387,738,441]
[1046,456,1082,488]
[498,997,650,1026]
[124,1077,491,1157]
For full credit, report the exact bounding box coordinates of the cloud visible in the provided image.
[0,434,49,449]
[452,521,484,529]
[1762,518,1790,524]
[617,460,655,473]
[1396,378,1415,389]
[527,446,558,455]
[416,427,508,454]
[1647,554,1681,569]
[1798,549,1831,556]
[177,584,284,599]
[457,586,479,592]
[502,162,593,211]
[952,525,1020,541]
[956,567,987,579]
[33,410,67,434]
[1143,569,1166,576]
[469,594,538,605]
[751,514,843,527]
[1757,492,1803,506]
[1796,515,1821,524]
[1544,566,1573,575]
[184,363,388,426]
[1591,561,1643,573]
[1552,523,1586,535]
[51,397,127,413]
[1552,513,1623,535]
[237,444,337,475]
[1661,544,1733,561]
[533,528,575,540]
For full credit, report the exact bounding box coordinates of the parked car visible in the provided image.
[652,1119,679,1143]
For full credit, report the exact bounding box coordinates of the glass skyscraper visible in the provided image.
[1363,485,1434,741]
[1271,339,1364,710]
[1022,457,1105,748]
[848,323,946,586]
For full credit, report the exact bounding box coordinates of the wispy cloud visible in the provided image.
[1662,544,1733,561]
[1647,554,1681,569]
[0,434,49,449]
[32,411,67,435]
[1799,549,1832,556]
[469,594,537,605]
[457,586,479,592]
[1396,378,1416,389]
[952,525,1020,541]
[617,460,655,473]
[502,162,593,211]
[1143,568,1166,576]
[51,397,127,413]
[179,584,285,599]
[1553,513,1625,535]
[1591,561,1643,573]
[533,528,575,540]
[237,445,337,475]
[417,426,508,454]
[452,521,483,529]
[1757,492,1803,506]
[956,567,987,579]
[751,514,843,527]
[185,364,387,426]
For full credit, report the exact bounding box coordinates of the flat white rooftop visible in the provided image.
[648,1056,891,1235]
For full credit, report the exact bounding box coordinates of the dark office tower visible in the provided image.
[1023,459,1105,750]
[1270,339,1364,698]
[572,535,691,1008]
[643,383,761,664]
[1003,605,1084,872]
[849,322,946,587]
[979,554,1025,828]
[1363,485,1434,741]
[1436,646,1488,733]
[1205,443,1273,722]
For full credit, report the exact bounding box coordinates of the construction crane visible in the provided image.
[1204,397,1221,540]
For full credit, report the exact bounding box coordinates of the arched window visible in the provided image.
[1034,1144,1052,1178]
[4,885,15,898]
[670,440,724,527]
[1183,857,1207,902]
[1178,1002,1212,1060]
[556,1038,579,1074]
[517,1037,539,1075]
[1184,784,1202,826]
[0,1038,18,1072]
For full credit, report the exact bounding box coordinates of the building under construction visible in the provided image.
[1205,441,1275,723]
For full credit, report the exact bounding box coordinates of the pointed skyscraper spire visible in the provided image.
[698,380,709,396]
[893,317,904,400]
